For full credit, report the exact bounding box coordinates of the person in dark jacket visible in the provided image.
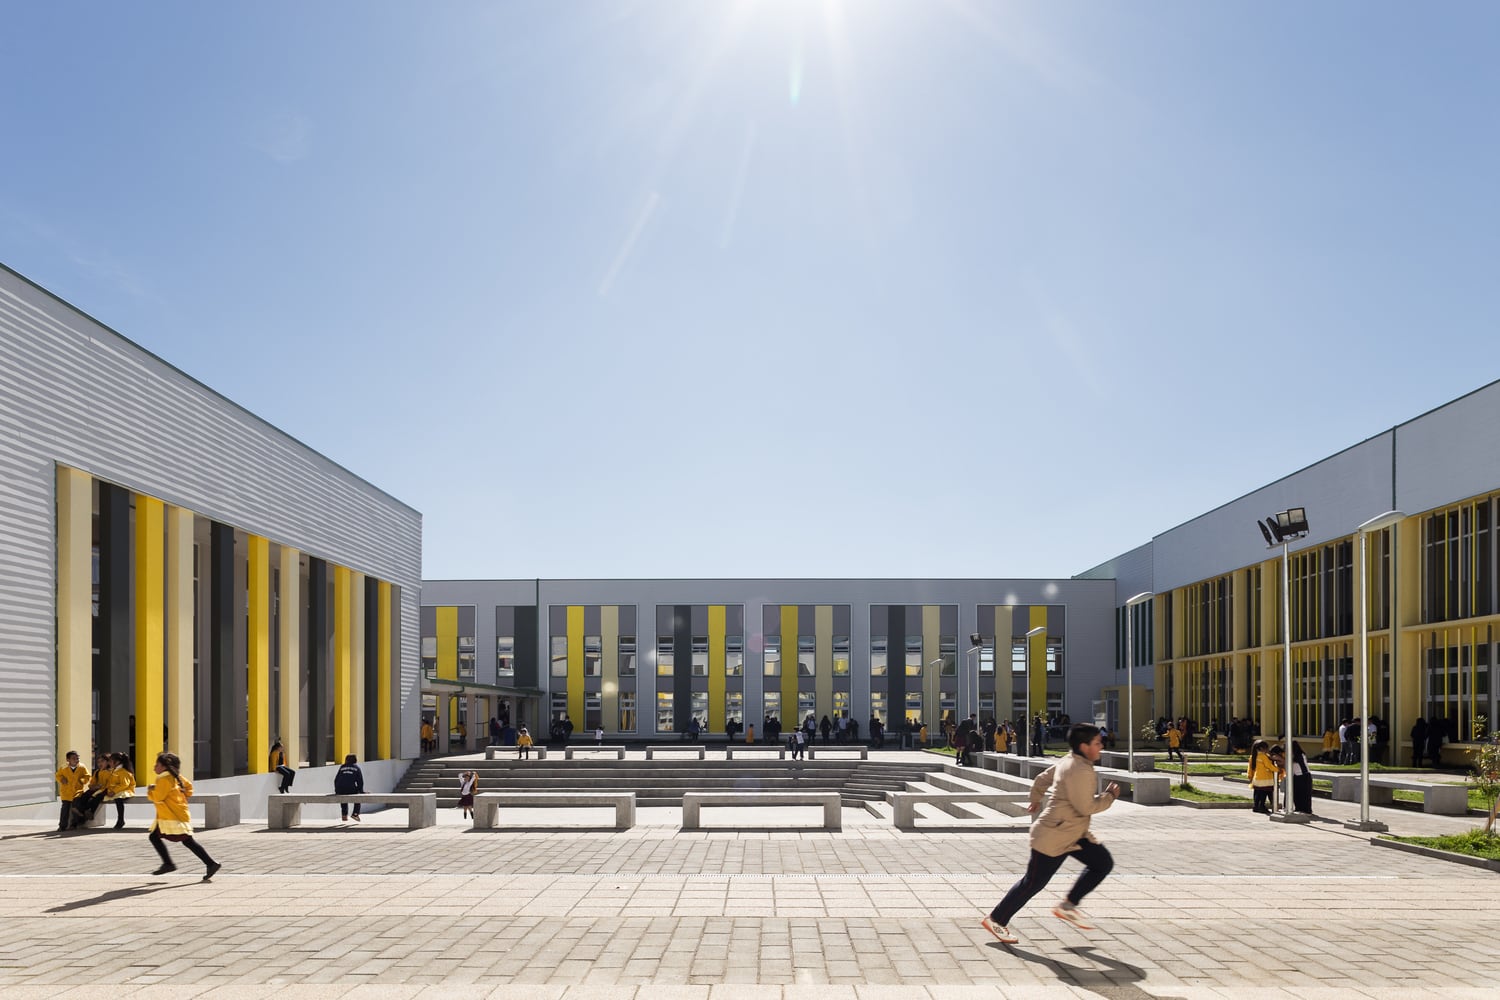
[333,754,364,822]
[1410,718,1428,768]
[1289,742,1314,814]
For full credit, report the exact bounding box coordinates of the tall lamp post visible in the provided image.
[1022,624,1047,755]
[1258,507,1312,825]
[1347,510,1403,833]
[966,633,984,724]
[1124,592,1153,772]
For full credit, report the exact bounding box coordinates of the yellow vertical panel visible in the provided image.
[134,495,165,782]
[781,605,798,727]
[247,535,270,772]
[816,605,833,721]
[333,565,351,762]
[166,506,195,780]
[995,605,1014,721]
[55,467,92,765]
[350,571,365,759]
[1028,605,1047,723]
[377,580,392,760]
[708,605,726,732]
[921,605,940,725]
[602,605,620,734]
[436,605,457,680]
[279,547,301,766]
[567,605,584,725]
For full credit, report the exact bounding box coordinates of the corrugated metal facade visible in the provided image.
[0,264,422,809]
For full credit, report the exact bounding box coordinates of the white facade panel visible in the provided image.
[0,265,422,808]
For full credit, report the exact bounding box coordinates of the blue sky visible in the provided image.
[4,2,1497,580]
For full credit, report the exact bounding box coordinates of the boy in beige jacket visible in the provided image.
[982,723,1119,944]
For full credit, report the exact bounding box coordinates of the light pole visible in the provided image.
[1259,507,1311,825]
[1023,624,1047,755]
[1347,510,1403,833]
[1124,592,1153,772]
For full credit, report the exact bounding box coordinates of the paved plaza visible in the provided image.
[2,757,1497,1000]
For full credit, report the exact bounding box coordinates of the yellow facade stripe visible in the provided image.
[333,565,352,762]
[567,606,585,725]
[350,571,366,760]
[815,605,833,723]
[377,580,392,759]
[280,547,302,768]
[166,506,195,780]
[781,604,798,727]
[247,535,270,772]
[708,605,726,733]
[922,605,940,726]
[602,605,620,735]
[436,605,458,680]
[1028,605,1047,723]
[56,467,92,765]
[134,494,165,783]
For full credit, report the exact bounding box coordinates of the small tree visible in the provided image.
[1468,735,1500,836]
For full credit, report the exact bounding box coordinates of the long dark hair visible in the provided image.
[156,751,186,792]
[1249,739,1269,773]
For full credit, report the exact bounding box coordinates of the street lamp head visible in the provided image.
[1025,625,1046,639]
[1125,591,1152,608]
[1357,510,1405,534]
[968,632,982,647]
[1258,520,1277,547]
[1276,507,1309,537]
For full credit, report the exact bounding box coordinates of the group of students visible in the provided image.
[1247,739,1314,815]
[54,750,135,831]
[55,749,221,881]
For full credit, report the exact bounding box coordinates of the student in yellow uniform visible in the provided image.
[70,753,112,827]
[1247,739,1283,815]
[104,752,136,830]
[996,725,1010,754]
[269,741,296,793]
[1165,723,1185,763]
[516,726,534,759]
[420,719,434,754]
[147,752,220,881]
[54,751,89,832]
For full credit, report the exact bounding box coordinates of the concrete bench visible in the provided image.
[267,792,436,830]
[85,792,240,830]
[806,747,868,760]
[724,746,786,760]
[1330,774,1468,815]
[644,745,706,760]
[977,753,1054,779]
[887,791,1029,830]
[1098,751,1156,772]
[472,791,635,830]
[1094,768,1171,805]
[682,791,841,831]
[486,745,548,760]
[564,745,627,760]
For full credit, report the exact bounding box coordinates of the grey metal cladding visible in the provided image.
[0,265,422,807]
[1394,380,1500,518]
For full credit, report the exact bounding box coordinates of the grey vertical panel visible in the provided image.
[514,607,538,690]
[673,606,690,734]
[583,604,600,634]
[726,604,742,636]
[887,605,905,713]
[833,605,849,635]
[209,522,235,777]
[96,482,131,757]
[306,558,327,768]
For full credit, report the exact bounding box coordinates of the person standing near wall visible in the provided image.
[54,751,89,832]
[105,752,136,829]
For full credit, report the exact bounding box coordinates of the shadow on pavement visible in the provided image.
[991,942,1186,1000]
[45,882,184,913]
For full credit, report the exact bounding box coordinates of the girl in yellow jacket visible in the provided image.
[1247,739,1283,815]
[147,752,221,881]
[516,727,534,759]
[104,752,136,830]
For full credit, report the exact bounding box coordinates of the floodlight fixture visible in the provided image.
[1276,507,1309,537]
[969,632,983,648]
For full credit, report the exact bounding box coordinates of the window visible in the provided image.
[764,636,781,676]
[551,636,567,677]
[871,637,887,676]
[939,635,957,676]
[980,640,994,675]
[458,633,475,680]
[619,635,636,676]
[584,694,602,730]
[690,692,708,726]
[550,692,568,720]
[940,691,957,723]
[870,693,888,725]
[798,635,815,676]
[725,691,743,728]
[833,690,849,719]
[905,635,923,676]
[833,635,850,676]
[1012,642,1027,674]
[904,691,923,724]
[798,690,816,718]
[657,637,674,676]
[496,636,515,679]
[619,692,637,732]
[726,636,744,676]
[584,635,602,677]
[656,692,674,732]
[421,635,437,676]
[692,636,708,676]
[763,691,780,723]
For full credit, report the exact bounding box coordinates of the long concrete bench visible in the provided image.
[564,745,627,760]
[977,753,1053,779]
[267,792,436,830]
[1098,751,1156,772]
[486,745,548,760]
[887,791,1029,830]
[85,792,240,830]
[806,747,868,760]
[1094,767,1171,805]
[681,791,841,831]
[644,745,706,760]
[724,746,786,760]
[472,791,635,830]
[1329,774,1468,814]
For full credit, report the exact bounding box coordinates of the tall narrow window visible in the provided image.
[905,636,923,676]
[551,636,568,676]
[619,635,636,676]
[656,692,674,732]
[692,636,709,676]
[496,636,515,680]
[657,637,674,676]
[833,635,850,676]
[584,635,602,676]
[726,636,744,676]
[725,691,744,728]
[798,635,816,676]
[764,636,781,676]
[871,637,888,676]
[618,692,637,732]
